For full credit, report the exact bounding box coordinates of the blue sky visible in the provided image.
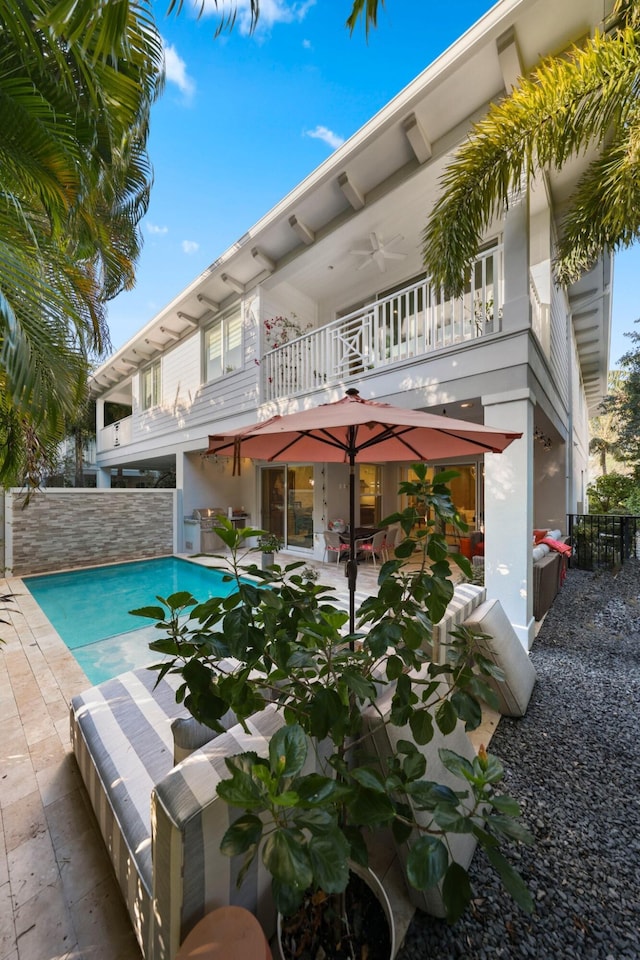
[105,0,639,367]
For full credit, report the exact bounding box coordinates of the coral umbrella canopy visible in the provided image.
[206,389,521,631]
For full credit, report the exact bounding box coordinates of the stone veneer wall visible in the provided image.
[7,489,175,576]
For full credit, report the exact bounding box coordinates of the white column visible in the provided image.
[175,453,185,553]
[482,389,535,649]
[96,467,111,488]
[501,192,530,334]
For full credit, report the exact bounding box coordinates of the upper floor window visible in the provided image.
[205,309,243,381]
[141,359,161,410]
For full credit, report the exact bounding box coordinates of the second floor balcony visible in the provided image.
[99,414,132,453]
[261,245,503,402]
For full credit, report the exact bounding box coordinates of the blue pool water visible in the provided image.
[25,557,242,685]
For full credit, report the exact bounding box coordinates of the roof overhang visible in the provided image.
[90,0,614,400]
[567,252,612,414]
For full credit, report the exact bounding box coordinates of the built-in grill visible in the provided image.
[192,507,225,527]
[183,507,251,552]
[183,507,225,552]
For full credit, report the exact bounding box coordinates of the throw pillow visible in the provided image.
[462,598,537,716]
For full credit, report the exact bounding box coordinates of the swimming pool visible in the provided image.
[24,557,243,686]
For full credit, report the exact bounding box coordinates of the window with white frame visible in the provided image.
[141,359,161,410]
[205,309,243,381]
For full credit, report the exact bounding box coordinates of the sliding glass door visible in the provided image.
[261,465,314,550]
[403,462,483,535]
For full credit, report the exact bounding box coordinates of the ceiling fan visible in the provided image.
[349,232,407,272]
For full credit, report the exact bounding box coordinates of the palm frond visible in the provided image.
[165,0,260,36]
[555,120,640,283]
[346,0,385,36]
[423,18,640,293]
[0,0,163,449]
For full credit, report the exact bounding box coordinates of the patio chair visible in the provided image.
[354,529,387,568]
[382,524,400,561]
[323,530,349,564]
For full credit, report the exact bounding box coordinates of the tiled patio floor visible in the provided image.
[0,552,494,960]
[1,573,142,960]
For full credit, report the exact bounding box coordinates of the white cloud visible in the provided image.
[163,41,195,97]
[147,222,169,236]
[182,240,200,255]
[302,38,312,49]
[200,0,315,35]
[306,125,344,150]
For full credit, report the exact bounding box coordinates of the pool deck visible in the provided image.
[0,552,496,960]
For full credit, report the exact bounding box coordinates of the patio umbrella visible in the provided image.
[206,388,521,632]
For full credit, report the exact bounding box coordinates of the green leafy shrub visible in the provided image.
[132,469,532,929]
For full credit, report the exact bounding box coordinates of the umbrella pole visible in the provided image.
[347,455,357,638]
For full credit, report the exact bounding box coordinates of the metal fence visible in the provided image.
[567,514,640,570]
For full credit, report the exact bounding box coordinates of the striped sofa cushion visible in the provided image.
[151,704,287,959]
[462,598,537,716]
[431,583,486,663]
[70,671,187,922]
[70,663,241,959]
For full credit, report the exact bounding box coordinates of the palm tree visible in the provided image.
[590,370,626,476]
[0,0,164,485]
[421,0,640,294]
[607,326,640,468]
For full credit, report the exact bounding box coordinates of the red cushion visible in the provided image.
[533,529,548,544]
[541,537,571,557]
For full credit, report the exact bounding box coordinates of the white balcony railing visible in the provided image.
[262,246,503,402]
[530,274,550,356]
[99,415,132,453]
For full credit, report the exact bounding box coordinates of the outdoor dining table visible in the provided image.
[339,527,382,560]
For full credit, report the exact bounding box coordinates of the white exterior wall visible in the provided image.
[98,299,264,465]
[549,277,570,410]
[182,450,257,521]
[569,323,591,515]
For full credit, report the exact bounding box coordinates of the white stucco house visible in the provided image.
[90,0,612,648]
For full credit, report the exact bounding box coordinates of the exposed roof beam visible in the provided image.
[159,326,180,340]
[145,338,165,351]
[402,113,432,164]
[337,172,365,210]
[496,26,524,91]
[196,294,220,313]
[220,273,245,295]
[131,346,153,359]
[251,246,276,274]
[569,286,610,310]
[177,311,200,326]
[288,214,315,245]
[573,309,599,324]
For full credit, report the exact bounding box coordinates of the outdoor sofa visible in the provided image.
[69,583,489,959]
[532,528,569,621]
[471,528,569,623]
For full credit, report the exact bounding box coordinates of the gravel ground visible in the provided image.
[397,562,640,960]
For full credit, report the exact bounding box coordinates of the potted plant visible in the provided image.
[258,531,284,570]
[137,472,533,958]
